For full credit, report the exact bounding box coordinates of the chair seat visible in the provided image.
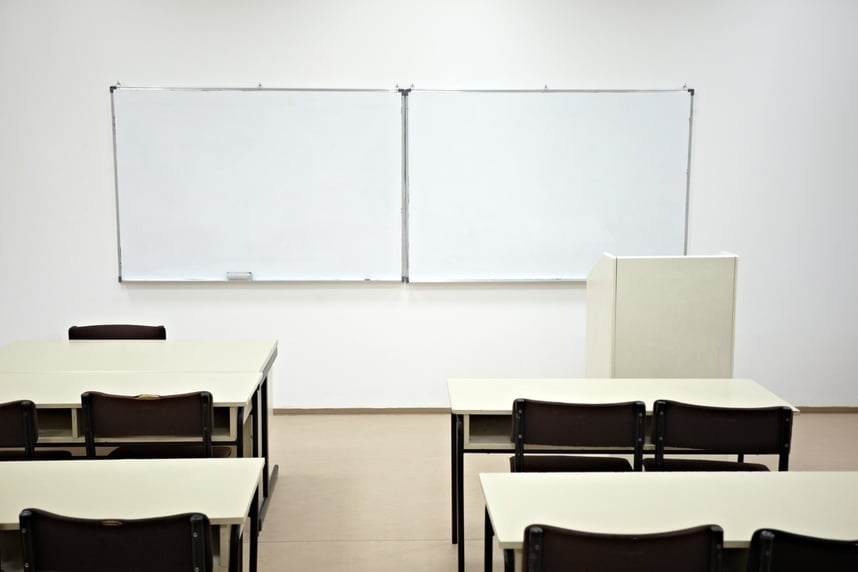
[106,445,232,459]
[511,455,633,472]
[643,458,770,471]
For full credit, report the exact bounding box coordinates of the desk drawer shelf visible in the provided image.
[214,407,235,441]
[35,408,77,442]
[464,415,513,450]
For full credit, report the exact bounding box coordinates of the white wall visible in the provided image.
[1,0,856,407]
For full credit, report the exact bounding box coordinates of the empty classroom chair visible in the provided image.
[19,508,212,572]
[746,528,858,572]
[68,324,166,340]
[522,523,723,572]
[511,398,646,472]
[81,391,231,458]
[644,400,793,471]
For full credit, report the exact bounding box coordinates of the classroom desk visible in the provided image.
[481,471,858,572]
[0,458,264,572]
[448,377,797,572]
[0,340,279,525]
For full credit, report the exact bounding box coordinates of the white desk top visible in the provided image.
[481,471,858,550]
[0,458,264,530]
[0,371,263,408]
[449,378,797,414]
[0,340,278,374]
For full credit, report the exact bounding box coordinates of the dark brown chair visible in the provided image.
[486,399,646,571]
[68,324,166,340]
[0,400,72,460]
[19,508,212,572]
[511,398,646,472]
[81,391,231,458]
[746,528,858,572]
[644,400,793,472]
[522,523,723,572]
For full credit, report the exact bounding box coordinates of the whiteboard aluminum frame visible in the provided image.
[110,85,694,284]
[111,86,404,283]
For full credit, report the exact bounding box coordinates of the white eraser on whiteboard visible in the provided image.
[226,271,253,281]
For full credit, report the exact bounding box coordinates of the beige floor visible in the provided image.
[259,412,858,571]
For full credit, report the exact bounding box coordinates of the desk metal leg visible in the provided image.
[456,414,465,572]
[258,375,280,528]
[249,489,260,572]
[260,377,269,499]
[248,387,261,530]
[503,549,514,572]
[450,413,458,544]
[236,405,245,458]
[484,507,494,572]
[249,397,257,459]
[228,524,242,572]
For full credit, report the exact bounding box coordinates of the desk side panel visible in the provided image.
[613,256,736,378]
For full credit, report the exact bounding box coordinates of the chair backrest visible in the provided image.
[652,400,793,471]
[19,508,212,572]
[746,528,858,572]
[81,391,215,457]
[68,324,166,340]
[513,398,646,471]
[0,400,37,457]
[523,523,723,572]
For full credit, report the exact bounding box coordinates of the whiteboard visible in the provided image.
[112,88,403,281]
[406,90,692,281]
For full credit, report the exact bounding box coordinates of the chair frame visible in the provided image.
[649,400,793,471]
[81,390,217,458]
[746,528,858,572]
[19,508,212,572]
[68,324,166,340]
[523,523,723,572]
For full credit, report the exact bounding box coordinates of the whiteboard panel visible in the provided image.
[112,88,403,281]
[406,90,692,281]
